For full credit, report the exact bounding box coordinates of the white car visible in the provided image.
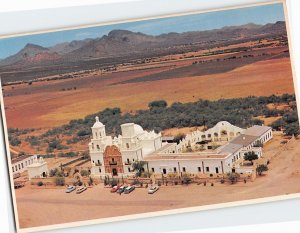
[148,185,159,194]
[76,186,87,194]
[65,185,76,193]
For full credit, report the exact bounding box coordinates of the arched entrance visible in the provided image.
[162,168,167,174]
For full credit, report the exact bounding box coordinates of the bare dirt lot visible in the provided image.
[15,137,300,229]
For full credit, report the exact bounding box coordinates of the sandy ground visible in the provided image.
[15,136,300,229]
[3,57,294,129]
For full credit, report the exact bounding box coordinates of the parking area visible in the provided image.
[15,138,300,229]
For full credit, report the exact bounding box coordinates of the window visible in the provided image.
[99,168,101,173]
[21,163,24,168]
[96,145,100,150]
[18,164,21,170]
[152,168,155,172]
[112,158,115,162]
[126,143,129,149]
[182,167,186,172]
[173,167,177,172]
[97,160,100,165]
[198,167,201,172]
[127,158,130,163]
[25,161,27,166]
[128,167,131,172]
[206,167,209,172]
[12,167,14,172]
[15,165,17,171]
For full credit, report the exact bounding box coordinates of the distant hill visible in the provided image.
[0,21,287,68]
[48,38,93,55]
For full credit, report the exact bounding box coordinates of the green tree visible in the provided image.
[244,151,258,165]
[174,133,186,144]
[256,164,268,175]
[80,169,90,177]
[132,161,146,177]
[271,118,286,131]
[283,122,300,137]
[148,100,168,110]
[227,172,240,184]
[55,177,65,186]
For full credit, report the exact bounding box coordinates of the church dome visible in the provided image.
[92,116,104,128]
[134,124,144,135]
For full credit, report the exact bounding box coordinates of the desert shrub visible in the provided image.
[227,172,240,184]
[148,100,168,110]
[9,136,21,146]
[49,168,64,177]
[77,129,90,137]
[25,136,40,146]
[37,181,44,186]
[40,154,55,158]
[55,177,65,186]
[80,169,89,177]
[131,179,141,186]
[58,152,78,157]
[48,138,67,151]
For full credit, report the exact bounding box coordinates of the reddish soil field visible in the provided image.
[2,57,294,129]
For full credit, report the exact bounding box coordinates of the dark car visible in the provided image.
[116,185,127,194]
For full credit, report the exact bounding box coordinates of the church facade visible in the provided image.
[89,116,162,177]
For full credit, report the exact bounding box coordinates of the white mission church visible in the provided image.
[89,117,272,178]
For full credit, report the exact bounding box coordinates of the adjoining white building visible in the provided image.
[27,157,49,180]
[89,117,272,178]
[11,155,38,177]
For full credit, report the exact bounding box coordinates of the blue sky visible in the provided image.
[0,3,285,59]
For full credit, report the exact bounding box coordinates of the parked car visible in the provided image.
[111,185,121,193]
[13,173,21,179]
[76,186,87,194]
[14,181,24,189]
[65,185,76,193]
[116,185,127,194]
[124,185,135,194]
[148,185,159,194]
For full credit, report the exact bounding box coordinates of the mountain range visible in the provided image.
[0,21,287,68]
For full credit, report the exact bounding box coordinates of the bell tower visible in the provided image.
[92,116,106,140]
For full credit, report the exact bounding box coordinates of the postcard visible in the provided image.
[0,1,299,232]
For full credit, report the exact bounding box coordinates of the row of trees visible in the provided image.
[8,93,299,150]
[37,93,299,141]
